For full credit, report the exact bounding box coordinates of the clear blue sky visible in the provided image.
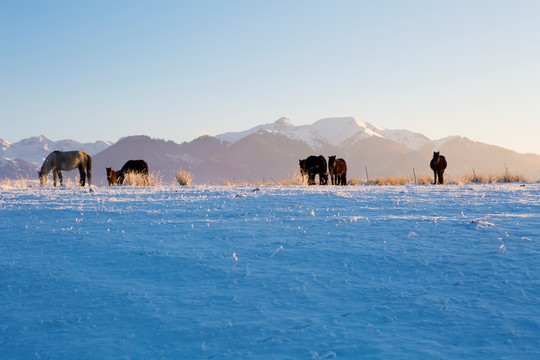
[2,1,539,154]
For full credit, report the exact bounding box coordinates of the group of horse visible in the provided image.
[38,150,447,187]
[300,151,447,186]
[106,160,149,186]
[38,150,149,187]
[299,155,348,185]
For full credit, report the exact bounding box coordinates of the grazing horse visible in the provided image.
[106,167,121,185]
[430,151,447,184]
[107,160,149,185]
[39,150,92,187]
[328,156,347,186]
[299,155,328,185]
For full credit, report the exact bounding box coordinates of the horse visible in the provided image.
[430,151,447,184]
[107,160,149,185]
[299,155,328,185]
[328,156,347,186]
[106,167,121,185]
[39,150,92,187]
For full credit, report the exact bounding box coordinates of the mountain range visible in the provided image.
[2,117,540,185]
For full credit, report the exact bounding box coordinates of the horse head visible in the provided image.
[106,167,118,186]
[38,170,47,186]
[299,159,307,176]
[328,155,336,166]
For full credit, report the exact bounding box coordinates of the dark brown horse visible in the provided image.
[299,155,328,185]
[430,151,447,184]
[39,150,92,187]
[107,160,149,185]
[328,156,347,186]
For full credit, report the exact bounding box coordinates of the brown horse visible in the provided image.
[107,160,149,185]
[39,150,92,187]
[328,156,347,186]
[430,151,447,184]
[299,155,328,185]
[106,167,121,185]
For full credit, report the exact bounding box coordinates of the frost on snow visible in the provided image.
[0,184,539,359]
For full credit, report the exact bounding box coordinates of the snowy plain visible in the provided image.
[1,183,539,359]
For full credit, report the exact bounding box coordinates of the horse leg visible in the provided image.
[79,166,86,186]
[320,172,327,185]
[433,171,437,185]
[53,170,58,186]
[342,173,347,186]
[58,170,63,186]
[439,171,444,185]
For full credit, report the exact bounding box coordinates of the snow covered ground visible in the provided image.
[1,184,539,359]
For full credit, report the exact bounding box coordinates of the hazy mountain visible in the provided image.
[92,135,186,184]
[0,135,112,166]
[217,117,434,151]
[216,117,540,181]
[439,137,540,179]
[0,135,112,181]
[3,118,540,184]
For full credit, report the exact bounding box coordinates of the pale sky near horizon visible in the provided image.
[1,1,540,154]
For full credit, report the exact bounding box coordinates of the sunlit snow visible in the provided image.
[1,184,539,359]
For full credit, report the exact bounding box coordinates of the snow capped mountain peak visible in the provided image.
[216,116,431,151]
[275,117,294,127]
[0,138,10,150]
[305,117,383,148]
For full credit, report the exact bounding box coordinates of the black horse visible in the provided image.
[430,151,447,184]
[114,160,149,185]
[299,155,328,185]
[328,156,347,186]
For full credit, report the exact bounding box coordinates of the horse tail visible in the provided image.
[86,153,92,186]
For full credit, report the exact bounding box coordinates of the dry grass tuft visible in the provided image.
[455,169,527,184]
[122,171,161,186]
[0,177,39,188]
[365,176,410,186]
[175,169,193,186]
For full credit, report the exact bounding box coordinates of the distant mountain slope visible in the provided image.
[92,136,186,185]
[216,117,434,151]
[439,137,540,179]
[0,135,112,181]
[3,118,540,184]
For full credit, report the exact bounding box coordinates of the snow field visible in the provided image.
[0,184,539,359]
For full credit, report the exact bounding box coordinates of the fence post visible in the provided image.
[365,166,370,183]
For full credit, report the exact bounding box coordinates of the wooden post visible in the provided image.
[413,168,417,184]
[365,166,370,183]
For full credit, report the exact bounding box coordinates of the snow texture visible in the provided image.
[1,184,539,359]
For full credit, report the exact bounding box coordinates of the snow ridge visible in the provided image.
[216,117,434,151]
